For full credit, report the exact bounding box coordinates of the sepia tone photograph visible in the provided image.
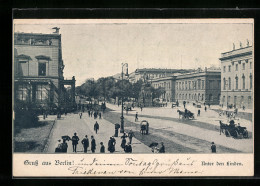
[13,19,253,158]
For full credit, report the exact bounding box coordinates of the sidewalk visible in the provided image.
[46,112,151,153]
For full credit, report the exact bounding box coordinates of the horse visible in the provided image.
[219,121,228,135]
[177,110,185,119]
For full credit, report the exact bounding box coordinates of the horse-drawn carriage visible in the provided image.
[219,120,248,138]
[177,109,195,120]
[140,120,149,135]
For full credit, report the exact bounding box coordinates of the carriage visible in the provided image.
[177,109,195,120]
[219,120,248,138]
[140,120,149,135]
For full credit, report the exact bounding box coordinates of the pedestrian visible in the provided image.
[121,136,126,149]
[197,109,200,116]
[81,135,89,153]
[61,139,68,153]
[211,142,216,153]
[79,112,82,119]
[100,142,105,153]
[88,110,90,117]
[124,142,132,153]
[128,130,135,144]
[55,139,62,153]
[159,142,165,153]
[140,106,143,112]
[146,122,149,135]
[99,112,102,119]
[204,106,207,112]
[121,132,128,139]
[71,133,79,153]
[135,112,138,122]
[90,110,93,117]
[94,121,99,134]
[91,135,96,153]
[108,137,115,153]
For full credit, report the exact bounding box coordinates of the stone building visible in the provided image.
[133,68,193,83]
[219,43,253,109]
[175,68,221,105]
[13,29,76,110]
[151,76,176,102]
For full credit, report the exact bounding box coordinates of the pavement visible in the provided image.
[45,112,151,154]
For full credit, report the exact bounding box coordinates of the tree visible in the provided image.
[132,79,143,101]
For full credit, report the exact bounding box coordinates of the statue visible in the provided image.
[240,41,242,48]
[247,39,249,47]
[233,43,235,50]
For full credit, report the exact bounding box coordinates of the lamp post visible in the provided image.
[120,63,128,133]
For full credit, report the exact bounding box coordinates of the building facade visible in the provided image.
[14,30,76,110]
[151,76,176,102]
[219,45,253,109]
[133,68,193,83]
[175,68,221,105]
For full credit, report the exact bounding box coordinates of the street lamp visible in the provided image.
[120,63,129,133]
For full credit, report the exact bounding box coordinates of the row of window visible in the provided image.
[176,79,205,90]
[222,95,252,105]
[16,84,49,102]
[223,73,252,90]
[223,60,252,73]
[176,93,219,102]
[153,82,171,89]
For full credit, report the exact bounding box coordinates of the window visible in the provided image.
[223,66,226,72]
[188,81,191,89]
[36,85,48,101]
[250,62,252,69]
[228,96,231,103]
[202,80,205,89]
[228,77,231,90]
[234,96,237,105]
[185,81,187,90]
[242,74,245,89]
[250,74,252,89]
[201,94,204,101]
[198,79,201,89]
[17,84,29,101]
[194,81,196,90]
[235,64,238,71]
[248,96,251,105]
[235,76,238,90]
[223,78,226,90]
[242,63,245,70]
[38,62,46,76]
[228,65,231,72]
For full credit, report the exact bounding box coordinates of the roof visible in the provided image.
[135,68,193,73]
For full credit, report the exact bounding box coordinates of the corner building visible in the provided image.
[219,45,253,109]
[14,31,76,110]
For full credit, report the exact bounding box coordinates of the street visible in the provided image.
[46,103,253,154]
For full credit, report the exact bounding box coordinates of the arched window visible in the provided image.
[223,78,226,90]
[242,74,245,89]
[235,75,238,90]
[250,73,252,89]
[228,77,231,90]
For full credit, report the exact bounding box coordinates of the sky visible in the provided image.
[14,19,253,86]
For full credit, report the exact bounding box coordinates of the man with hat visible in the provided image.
[91,135,96,153]
[211,142,216,153]
[71,133,79,152]
[55,139,62,153]
[81,135,89,153]
[100,142,105,153]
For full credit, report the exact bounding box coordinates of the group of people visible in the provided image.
[55,133,103,153]
[55,130,135,153]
